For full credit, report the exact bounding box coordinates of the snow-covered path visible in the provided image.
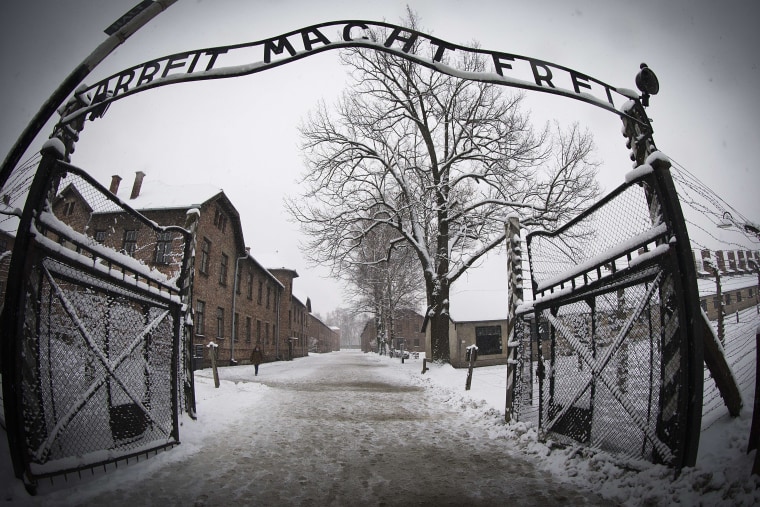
[16,351,610,506]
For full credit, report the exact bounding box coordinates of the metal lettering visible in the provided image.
[342,22,370,41]
[530,61,555,88]
[301,28,331,51]
[137,61,161,87]
[62,20,633,124]
[162,53,190,78]
[384,27,418,53]
[264,36,297,64]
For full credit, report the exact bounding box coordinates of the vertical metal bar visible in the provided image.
[650,156,704,468]
[748,330,760,475]
[0,141,63,483]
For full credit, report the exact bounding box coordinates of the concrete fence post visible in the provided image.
[505,216,523,423]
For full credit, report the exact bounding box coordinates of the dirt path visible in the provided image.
[40,352,614,506]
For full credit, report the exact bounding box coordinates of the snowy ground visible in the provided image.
[1,309,759,506]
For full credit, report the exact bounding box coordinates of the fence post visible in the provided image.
[208,342,220,388]
[505,216,523,422]
[465,345,478,390]
[713,265,725,344]
[749,329,760,475]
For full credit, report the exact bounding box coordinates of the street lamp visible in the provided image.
[717,211,760,239]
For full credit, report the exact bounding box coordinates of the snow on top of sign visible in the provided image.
[113,177,222,210]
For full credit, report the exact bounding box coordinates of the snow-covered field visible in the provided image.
[1,308,759,506]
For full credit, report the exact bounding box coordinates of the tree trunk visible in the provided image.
[428,284,451,362]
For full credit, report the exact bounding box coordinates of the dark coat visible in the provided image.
[250,347,264,365]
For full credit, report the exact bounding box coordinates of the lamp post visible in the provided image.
[705,258,725,344]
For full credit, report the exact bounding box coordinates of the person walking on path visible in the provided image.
[250,344,263,376]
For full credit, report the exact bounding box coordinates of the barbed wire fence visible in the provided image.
[666,158,758,431]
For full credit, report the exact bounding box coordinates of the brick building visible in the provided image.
[360,309,425,354]
[50,171,316,368]
[695,248,760,320]
[309,311,340,353]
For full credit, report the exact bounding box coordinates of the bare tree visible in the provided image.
[288,12,599,362]
[342,218,424,352]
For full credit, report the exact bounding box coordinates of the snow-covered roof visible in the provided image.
[115,179,222,211]
[449,287,509,322]
[697,273,758,297]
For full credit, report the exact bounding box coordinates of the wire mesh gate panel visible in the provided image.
[1,153,195,487]
[513,168,703,469]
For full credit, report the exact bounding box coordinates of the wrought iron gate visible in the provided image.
[1,144,196,489]
[512,157,703,470]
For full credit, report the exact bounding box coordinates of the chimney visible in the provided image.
[130,171,145,199]
[109,175,122,195]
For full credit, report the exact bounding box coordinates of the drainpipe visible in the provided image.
[275,285,281,360]
[230,247,250,364]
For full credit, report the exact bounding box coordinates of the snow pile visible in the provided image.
[380,319,760,506]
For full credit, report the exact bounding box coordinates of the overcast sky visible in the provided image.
[2,0,759,318]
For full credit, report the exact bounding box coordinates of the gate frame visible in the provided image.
[0,140,197,489]
[0,18,711,478]
[519,140,704,469]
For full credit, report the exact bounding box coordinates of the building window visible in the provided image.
[123,230,137,257]
[0,238,7,252]
[247,272,253,300]
[700,300,707,312]
[266,286,271,309]
[750,288,754,298]
[265,322,270,344]
[257,320,262,343]
[236,267,242,294]
[155,231,173,264]
[737,291,743,303]
[219,253,228,286]
[193,344,204,360]
[214,207,228,233]
[258,281,263,305]
[95,230,106,244]
[475,325,503,355]
[725,294,732,305]
[713,297,721,311]
[234,312,240,342]
[200,238,210,274]
[216,307,225,339]
[196,300,205,336]
[63,201,75,216]
[245,317,252,343]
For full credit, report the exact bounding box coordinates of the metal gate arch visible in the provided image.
[0,17,703,486]
[1,142,197,489]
